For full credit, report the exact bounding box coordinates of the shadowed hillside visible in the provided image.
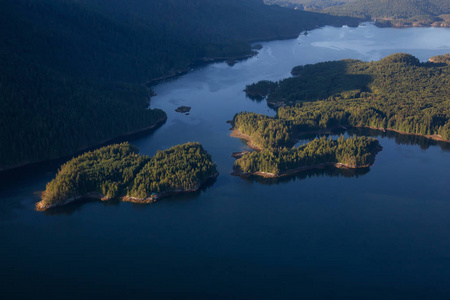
[0,0,358,171]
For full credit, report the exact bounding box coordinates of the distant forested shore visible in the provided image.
[265,0,450,28]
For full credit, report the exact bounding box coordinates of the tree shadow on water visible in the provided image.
[42,177,218,215]
[347,128,450,152]
[239,166,370,186]
[43,197,121,216]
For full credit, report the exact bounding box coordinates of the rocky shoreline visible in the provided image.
[232,162,371,179]
[36,192,106,211]
[122,172,219,204]
[36,172,219,211]
[230,128,263,151]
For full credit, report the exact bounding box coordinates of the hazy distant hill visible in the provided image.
[266,0,450,27]
[0,0,357,170]
[264,0,352,11]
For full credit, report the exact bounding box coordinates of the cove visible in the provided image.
[1,23,450,299]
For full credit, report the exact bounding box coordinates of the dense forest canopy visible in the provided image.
[429,53,450,64]
[38,142,217,210]
[234,135,381,175]
[0,0,359,171]
[265,0,450,26]
[128,142,218,199]
[241,53,450,144]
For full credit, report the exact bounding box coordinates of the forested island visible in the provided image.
[242,53,450,143]
[36,142,218,211]
[233,135,381,177]
[265,0,450,27]
[231,111,381,177]
[0,0,359,171]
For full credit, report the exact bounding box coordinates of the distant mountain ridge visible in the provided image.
[265,0,450,27]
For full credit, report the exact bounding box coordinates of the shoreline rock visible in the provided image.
[230,128,263,151]
[231,151,252,159]
[175,106,191,113]
[36,172,219,211]
[35,192,103,211]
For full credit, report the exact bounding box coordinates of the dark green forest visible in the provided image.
[0,0,358,171]
[240,53,450,144]
[38,142,217,210]
[266,0,450,27]
[128,142,218,199]
[430,53,450,64]
[244,80,279,100]
[233,112,295,149]
[235,135,381,175]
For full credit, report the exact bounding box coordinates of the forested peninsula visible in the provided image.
[0,0,358,172]
[36,142,218,211]
[242,53,450,143]
[232,52,450,178]
[265,0,450,27]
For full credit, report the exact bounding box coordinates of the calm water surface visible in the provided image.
[1,23,450,299]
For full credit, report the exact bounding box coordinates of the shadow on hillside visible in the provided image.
[267,60,373,106]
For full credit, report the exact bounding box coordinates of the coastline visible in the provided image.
[231,123,450,152]
[243,89,267,100]
[146,53,256,86]
[374,19,450,28]
[36,172,219,211]
[36,192,106,211]
[355,125,450,143]
[229,124,447,179]
[232,162,370,179]
[0,116,168,174]
[290,125,450,144]
[144,21,363,87]
[230,128,263,151]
